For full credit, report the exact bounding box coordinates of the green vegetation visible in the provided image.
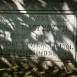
[0,66,77,77]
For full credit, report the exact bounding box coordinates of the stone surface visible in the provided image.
[0,0,77,67]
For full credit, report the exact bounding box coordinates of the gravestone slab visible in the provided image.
[0,11,76,64]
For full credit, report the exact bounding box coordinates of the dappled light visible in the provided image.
[0,0,77,77]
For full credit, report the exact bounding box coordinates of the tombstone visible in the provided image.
[0,0,76,69]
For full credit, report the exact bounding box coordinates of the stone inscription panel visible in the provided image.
[0,13,76,61]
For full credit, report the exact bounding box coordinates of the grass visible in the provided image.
[0,65,77,77]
